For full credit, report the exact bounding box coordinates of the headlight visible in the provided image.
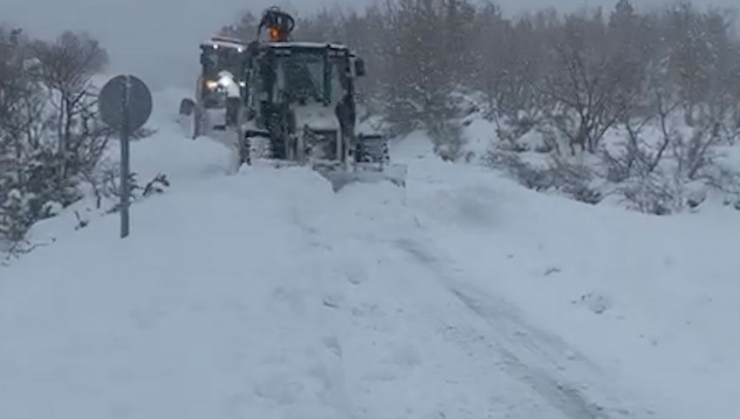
[205,80,218,90]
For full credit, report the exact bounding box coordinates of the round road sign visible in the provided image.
[99,75,153,132]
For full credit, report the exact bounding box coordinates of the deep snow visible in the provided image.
[1,88,738,419]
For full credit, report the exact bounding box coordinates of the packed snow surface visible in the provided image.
[1,89,738,419]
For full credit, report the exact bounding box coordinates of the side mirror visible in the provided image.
[355,59,366,77]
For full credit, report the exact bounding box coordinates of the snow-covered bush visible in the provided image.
[0,27,111,243]
[490,99,740,215]
[486,147,604,205]
[478,1,740,215]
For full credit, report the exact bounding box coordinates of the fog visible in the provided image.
[2,0,736,90]
[2,0,328,89]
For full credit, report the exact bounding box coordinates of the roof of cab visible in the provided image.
[201,34,248,50]
[264,41,349,50]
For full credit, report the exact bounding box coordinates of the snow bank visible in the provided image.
[402,154,740,419]
[1,162,348,419]
[25,86,235,247]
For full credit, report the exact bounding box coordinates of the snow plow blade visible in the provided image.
[313,162,407,192]
[241,157,407,193]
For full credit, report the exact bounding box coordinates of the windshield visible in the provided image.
[201,46,244,80]
[277,51,340,103]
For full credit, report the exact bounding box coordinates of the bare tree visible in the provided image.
[32,31,109,178]
[540,9,637,155]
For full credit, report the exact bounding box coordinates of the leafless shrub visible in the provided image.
[83,165,168,217]
[1,237,55,267]
[0,28,112,243]
[539,9,639,156]
[616,173,679,215]
[486,147,602,204]
[484,148,553,191]
[32,31,109,176]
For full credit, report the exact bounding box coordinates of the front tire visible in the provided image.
[356,134,390,163]
[225,97,241,127]
[193,104,208,139]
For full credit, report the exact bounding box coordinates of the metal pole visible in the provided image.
[120,76,131,238]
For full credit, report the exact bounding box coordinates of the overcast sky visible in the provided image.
[2,0,736,90]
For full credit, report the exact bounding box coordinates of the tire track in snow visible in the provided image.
[288,206,358,419]
[394,238,650,419]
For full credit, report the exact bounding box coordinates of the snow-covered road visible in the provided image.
[1,89,738,419]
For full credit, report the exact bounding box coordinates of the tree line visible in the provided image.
[223,0,740,213]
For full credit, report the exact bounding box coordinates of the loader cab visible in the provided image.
[198,36,248,108]
[245,42,365,121]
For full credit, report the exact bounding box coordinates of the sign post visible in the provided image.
[99,75,152,238]
[120,77,131,238]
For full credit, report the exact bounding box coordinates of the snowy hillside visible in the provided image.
[1,89,739,419]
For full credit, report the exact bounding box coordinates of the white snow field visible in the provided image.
[1,88,739,419]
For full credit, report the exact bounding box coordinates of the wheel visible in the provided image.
[225,97,241,127]
[356,134,389,163]
[193,104,208,139]
[239,136,252,166]
[381,140,390,163]
[179,98,195,117]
